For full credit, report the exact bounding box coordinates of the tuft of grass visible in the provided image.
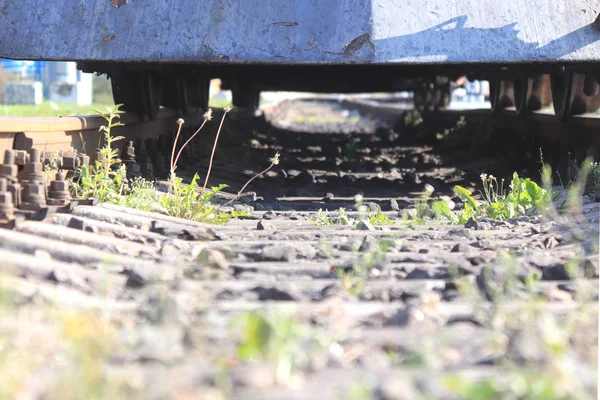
[159,173,231,223]
[116,177,158,212]
[165,108,254,224]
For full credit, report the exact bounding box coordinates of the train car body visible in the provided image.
[1,0,600,119]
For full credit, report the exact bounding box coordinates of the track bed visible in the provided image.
[0,99,598,399]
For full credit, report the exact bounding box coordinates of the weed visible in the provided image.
[204,107,232,189]
[163,109,244,224]
[310,206,392,227]
[340,378,374,400]
[541,159,598,252]
[160,173,229,223]
[236,309,316,385]
[116,177,158,212]
[206,152,281,218]
[591,161,600,198]
[435,173,546,223]
[402,184,435,224]
[436,116,466,140]
[444,368,594,400]
[368,210,393,226]
[71,104,126,202]
[311,208,353,226]
[404,110,423,128]
[342,138,360,160]
[334,240,391,296]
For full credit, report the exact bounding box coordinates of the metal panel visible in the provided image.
[0,0,599,63]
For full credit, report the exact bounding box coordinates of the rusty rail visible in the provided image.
[0,108,205,156]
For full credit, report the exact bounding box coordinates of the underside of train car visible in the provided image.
[2,0,600,120]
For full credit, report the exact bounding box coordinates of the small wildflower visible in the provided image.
[354,194,363,203]
[270,152,281,165]
[488,175,495,180]
[424,183,435,193]
[203,108,213,121]
[177,118,185,125]
[480,173,487,180]
[224,106,232,113]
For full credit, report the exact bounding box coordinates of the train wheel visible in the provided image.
[551,72,571,121]
[136,72,162,121]
[111,76,139,113]
[521,75,552,113]
[233,82,260,111]
[433,84,451,110]
[189,78,210,112]
[161,77,190,115]
[490,79,515,112]
[579,73,600,114]
[551,72,600,120]
[414,83,435,111]
[513,75,527,115]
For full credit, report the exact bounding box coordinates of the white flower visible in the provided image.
[354,194,363,203]
[176,118,185,125]
[488,175,495,180]
[424,183,435,193]
[480,173,487,180]
[270,152,280,165]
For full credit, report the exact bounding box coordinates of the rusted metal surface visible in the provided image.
[1,0,600,63]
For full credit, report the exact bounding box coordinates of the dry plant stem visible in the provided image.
[172,119,208,173]
[170,121,185,172]
[212,162,277,214]
[203,110,230,190]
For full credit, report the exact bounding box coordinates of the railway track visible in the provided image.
[0,98,598,399]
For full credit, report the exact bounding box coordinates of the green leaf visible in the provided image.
[454,185,479,212]
[212,184,228,192]
[237,313,272,361]
[431,200,457,223]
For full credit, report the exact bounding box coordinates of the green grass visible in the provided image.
[1,96,232,117]
[1,102,112,117]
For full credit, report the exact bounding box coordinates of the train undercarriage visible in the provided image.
[77,62,600,122]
